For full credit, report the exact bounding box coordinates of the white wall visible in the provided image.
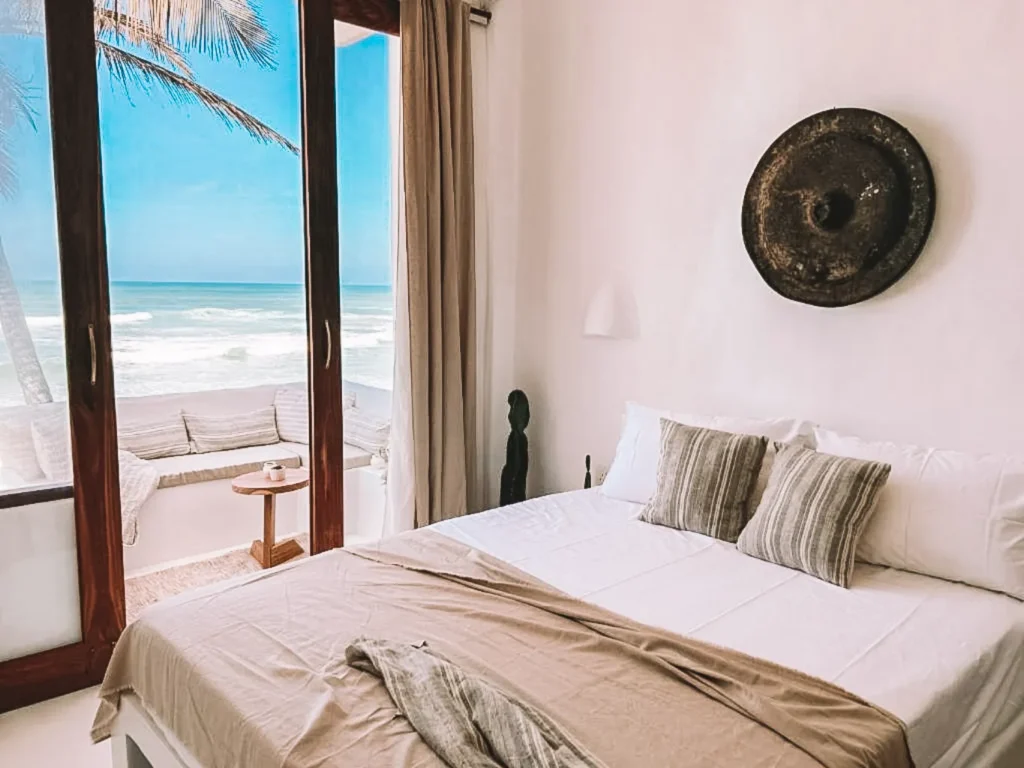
[487,0,1024,497]
[479,0,526,508]
[0,499,81,663]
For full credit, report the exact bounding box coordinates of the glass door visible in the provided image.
[0,0,351,712]
[334,25,399,544]
[0,0,123,712]
[95,0,328,617]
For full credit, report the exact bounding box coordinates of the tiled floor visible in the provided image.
[0,686,111,767]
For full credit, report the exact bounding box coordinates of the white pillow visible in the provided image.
[816,427,1024,600]
[601,402,814,505]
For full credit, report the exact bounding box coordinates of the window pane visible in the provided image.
[0,0,82,658]
[335,27,396,544]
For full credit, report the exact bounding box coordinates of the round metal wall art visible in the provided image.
[741,108,936,307]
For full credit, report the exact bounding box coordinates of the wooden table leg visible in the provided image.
[262,494,275,567]
[250,494,303,569]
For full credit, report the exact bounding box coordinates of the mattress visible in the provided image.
[433,489,1024,768]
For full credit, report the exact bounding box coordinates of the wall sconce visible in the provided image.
[583,281,639,339]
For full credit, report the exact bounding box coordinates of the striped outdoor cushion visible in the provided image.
[274,385,355,445]
[183,407,280,454]
[344,405,391,461]
[737,443,891,587]
[118,413,191,460]
[639,419,768,542]
[274,385,309,444]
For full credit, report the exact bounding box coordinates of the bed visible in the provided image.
[93,488,1024,768]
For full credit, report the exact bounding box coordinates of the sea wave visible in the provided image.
[182,308,306,322]
[27,312,153,328]
[342,329,393,349]
[114,332,307,365]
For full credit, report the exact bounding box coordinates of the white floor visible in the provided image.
[0,686,111,767]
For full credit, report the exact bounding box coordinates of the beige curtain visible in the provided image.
[401,0,477,527]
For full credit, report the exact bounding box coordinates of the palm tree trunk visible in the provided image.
[0,236,52,405]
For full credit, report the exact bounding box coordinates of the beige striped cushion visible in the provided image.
[344,406,391,460]
[737,444,891,587]
[183,407,280,454]
[275,385,355,445]
[118,413,191,460]
[640,420,768,542]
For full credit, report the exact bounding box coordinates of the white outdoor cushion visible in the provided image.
[278,441,374,471]
[0,405,56,482]
[183,406,280,454]
[816,427,1024,600]
[118,412,191,460]
[601,401,815,505]
[30,407,72,482]
[150,445,303,489]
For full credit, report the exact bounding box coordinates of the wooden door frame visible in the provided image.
[301,0,346,554]
[0,0,124,714]
[333,0,400,35]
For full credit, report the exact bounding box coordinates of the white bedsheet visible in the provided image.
[433,490,1024,768]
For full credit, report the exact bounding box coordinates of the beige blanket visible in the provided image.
[93,531,913,768]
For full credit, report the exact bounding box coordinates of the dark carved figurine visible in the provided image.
[499,390,530,506]
[584,455,592,489]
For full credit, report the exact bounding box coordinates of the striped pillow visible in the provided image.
[639,419,768,542]
[118,413,191,460]
[737,444,891,587]
[274,385,309,444]
[344,406,391,460]
[183,407,280,454]
[274,385,355,445]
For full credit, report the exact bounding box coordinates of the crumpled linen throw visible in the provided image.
[345,638,605,768]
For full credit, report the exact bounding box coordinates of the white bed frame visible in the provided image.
[110,695,199,768]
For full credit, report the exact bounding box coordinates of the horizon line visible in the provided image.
[21,279,393,289]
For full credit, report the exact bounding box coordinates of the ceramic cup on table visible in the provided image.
[262,461,277,480]
[268,465,287,482]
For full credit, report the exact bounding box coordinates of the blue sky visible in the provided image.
[0,3,392,287]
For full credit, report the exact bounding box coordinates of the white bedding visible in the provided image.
[434,490,1024,768]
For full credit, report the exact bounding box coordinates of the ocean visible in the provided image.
[0,282,394,407]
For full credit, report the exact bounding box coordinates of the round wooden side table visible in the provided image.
[232,468,310,569]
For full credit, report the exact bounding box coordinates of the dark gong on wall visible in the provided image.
[741,108,936,308]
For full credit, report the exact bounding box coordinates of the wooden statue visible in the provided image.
[584,455,592,489]
[499,390,530,506]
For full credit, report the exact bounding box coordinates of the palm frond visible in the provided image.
[0,65,37,199]
[0,0,44,37]
[106,0,276,69]
[97,41,297,153]
[95,7,194,78]
[0,127,19,200]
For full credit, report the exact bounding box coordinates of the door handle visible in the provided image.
[324,319,332,370]
[88,323,97,386]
